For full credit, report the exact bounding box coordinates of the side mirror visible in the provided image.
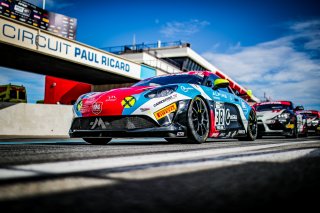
[294,106,304,111]
[213,79,229,90]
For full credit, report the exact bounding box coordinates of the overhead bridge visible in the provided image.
[0,16,155,84]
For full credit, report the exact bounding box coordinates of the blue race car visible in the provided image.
[70,71,257,144]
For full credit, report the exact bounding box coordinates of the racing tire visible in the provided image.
[238,110,258,141]
[83,138,112,145]
[257,134,263,139]
[186,97,210,144]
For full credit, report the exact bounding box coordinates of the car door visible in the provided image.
[205,74,245,137]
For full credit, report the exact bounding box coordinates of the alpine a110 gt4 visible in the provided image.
[69,71,257,144]
[254,101,298,138]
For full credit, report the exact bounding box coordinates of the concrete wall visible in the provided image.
[0,103,73,138]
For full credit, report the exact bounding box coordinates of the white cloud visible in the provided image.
[202,20,320,110]
[160,19,210,38]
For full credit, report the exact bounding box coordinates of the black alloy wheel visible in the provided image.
[239,110,258,141]
[186,97,210,144]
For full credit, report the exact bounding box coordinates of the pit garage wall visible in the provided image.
[0,103,73,138]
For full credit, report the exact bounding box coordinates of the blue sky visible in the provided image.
[1,0,319,109]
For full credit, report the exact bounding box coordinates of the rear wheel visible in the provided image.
[83,138,112,145]
[238,110,257,141]
[186,97,210,144]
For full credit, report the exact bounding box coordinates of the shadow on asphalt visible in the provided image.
[1,154,320,213]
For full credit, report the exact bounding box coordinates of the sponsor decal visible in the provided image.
[92,102,103,115]
[213,91,228,99]
[154,103,177,120]
[121,96,136,108]
[241,100,248,113]
[215,102,225,130]
[180,86,194,92]
[153,94,177,107]
[286,124,294,129]
[225,109,231,125]
[230,115,237,120]
[105,95,117,102]
[238,130,246,134]
[140,108,150,112]
[90,118,110,130]
[211,133,220,137]
[177,132,185,137]
[76,100,82,111]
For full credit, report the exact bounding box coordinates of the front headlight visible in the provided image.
[274,113,290,120]
[145,86,178,99]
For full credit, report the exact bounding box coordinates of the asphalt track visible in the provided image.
[0,136,319,213]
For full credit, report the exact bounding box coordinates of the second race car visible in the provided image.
[296,110,320,135]
[69,71,257,144]
[254,101,298,138]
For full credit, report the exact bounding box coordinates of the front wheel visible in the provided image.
[286,119,298,138]
[186,97,210,144]
[83,138,112,145]
[238,110,257,141]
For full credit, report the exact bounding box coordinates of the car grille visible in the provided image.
[258,123,265,132]
[71,116,158,131]
[267,123,285,130]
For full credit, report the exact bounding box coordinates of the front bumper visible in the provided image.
[258,119,294,136]
[69,115,188,138]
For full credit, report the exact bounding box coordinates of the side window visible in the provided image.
[205,74,218,88]
[218,87,229,93]
[206,74,233,94]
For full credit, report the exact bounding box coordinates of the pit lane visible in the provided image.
[0,136,319,213]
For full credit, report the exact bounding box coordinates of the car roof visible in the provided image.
[255,101,293,106]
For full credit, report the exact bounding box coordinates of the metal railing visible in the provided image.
[143,60,181,74]
[101,41,190,55]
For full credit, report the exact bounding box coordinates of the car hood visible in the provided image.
[77,86,155,117]
[256,109,286,120]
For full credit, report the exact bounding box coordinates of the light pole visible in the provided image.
[42,0,46,9]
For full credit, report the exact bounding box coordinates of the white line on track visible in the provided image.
[0,140,319,200]
[0,140,318,180]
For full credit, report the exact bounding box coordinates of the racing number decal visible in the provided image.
[215,102,232,130]
[215,102,225,130]
[216,109,225,127]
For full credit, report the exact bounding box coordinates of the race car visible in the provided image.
[69,71,257,144]
[296,110,320,135]
[254,101,298,138]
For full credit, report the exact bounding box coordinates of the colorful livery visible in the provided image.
[69,71,257,144]
[254,101,299,138]
[296,110,320,135]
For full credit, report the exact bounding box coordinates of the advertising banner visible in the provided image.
[0,18,142,80]
[0,0,77,40]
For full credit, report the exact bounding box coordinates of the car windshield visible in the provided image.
[256,104,292,112]
[133,74,204,87]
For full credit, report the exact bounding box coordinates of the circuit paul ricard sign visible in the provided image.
[0,17,142,80]
[0,0,77,40]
